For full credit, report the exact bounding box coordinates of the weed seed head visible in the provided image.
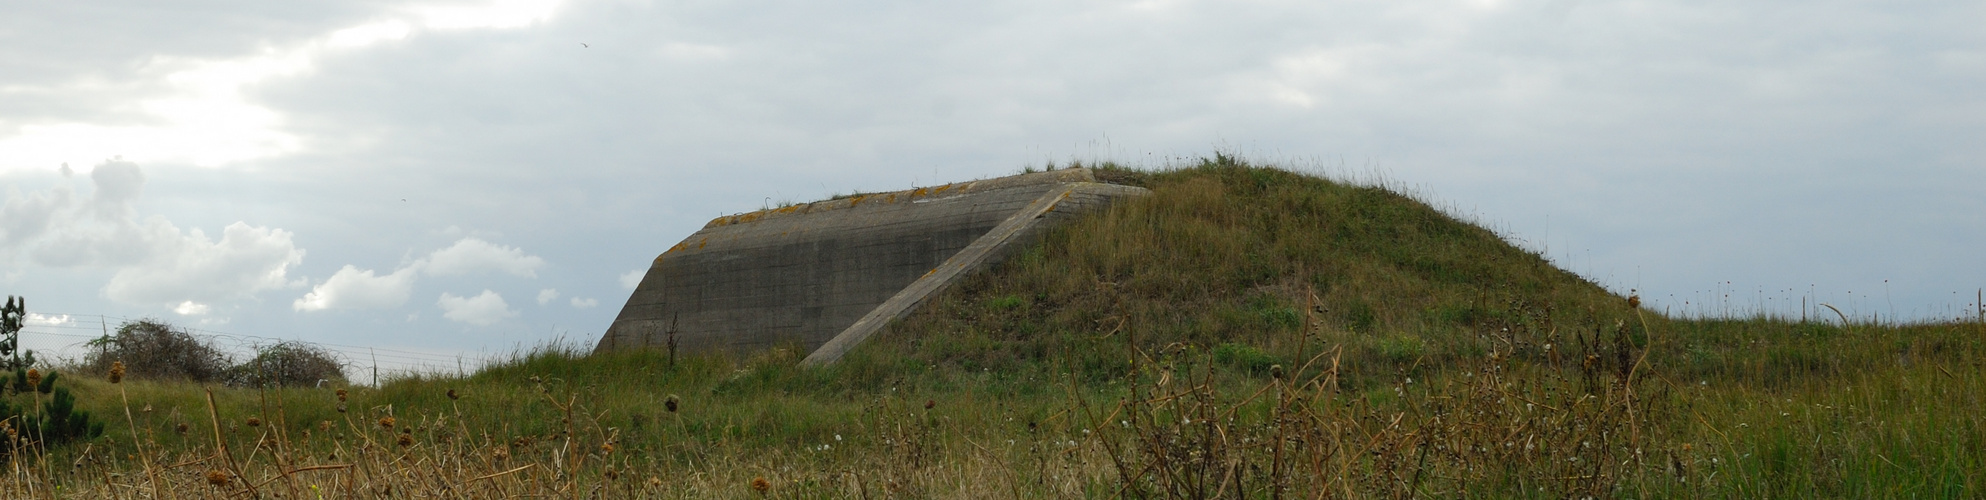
[925,399,936,410]
[108,361,125,384]
[664,394,680,413]
[25,369,40,388]
[1628,294,1642,309]
[751,476,770,494]
[379,416,396,429]
[206,470,229,486]
[246,417,261,427]
[336,388,348,402]
[396,433,413,447]
[174,423,188,435]
[447,388,459,400]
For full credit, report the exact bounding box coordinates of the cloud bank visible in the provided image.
[292,237,545,312]
[1,160,304,312]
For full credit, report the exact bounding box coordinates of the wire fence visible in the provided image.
[16,312,538,386]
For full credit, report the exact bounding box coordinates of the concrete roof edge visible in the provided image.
[700,168,1100,229]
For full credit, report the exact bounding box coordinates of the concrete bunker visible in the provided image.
[595,168,1150,365]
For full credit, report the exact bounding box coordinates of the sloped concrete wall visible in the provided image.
[595,169,1148,357]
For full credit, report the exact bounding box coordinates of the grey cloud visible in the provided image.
[89,160,145,219]
[0,184,72,248]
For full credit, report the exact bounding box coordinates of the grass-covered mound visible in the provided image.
[843,155,1643,386]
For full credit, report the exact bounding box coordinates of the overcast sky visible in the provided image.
[3,0,1982,369]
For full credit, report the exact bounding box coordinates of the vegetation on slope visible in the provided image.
[853,154,1642,387]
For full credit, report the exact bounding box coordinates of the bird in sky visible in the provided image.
[581,43,589,48]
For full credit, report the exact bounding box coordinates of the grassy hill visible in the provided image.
[6,156,1982,498]
[852,156,1638,385]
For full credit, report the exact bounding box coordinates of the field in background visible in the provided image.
[0,158,1978,498]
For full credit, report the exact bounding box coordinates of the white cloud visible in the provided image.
[296,236,545,311]
[293,265,420,311]
[423,238,543,277]
[569,297,597,309]
[102,221,306,306]
[24,313,72,327]
[172,301,210,316]
[536,288,558,305]
[3,160,307,307]
[437,289,517,326]
[619,268,645,290]
[0,0,567,173]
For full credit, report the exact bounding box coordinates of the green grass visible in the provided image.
[10,156,1983,497]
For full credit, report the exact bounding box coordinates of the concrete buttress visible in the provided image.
[594,168,1150,363]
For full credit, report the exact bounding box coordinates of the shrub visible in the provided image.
[84,319,232,383]
[227,341,347,388]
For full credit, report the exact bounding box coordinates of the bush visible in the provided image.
[84,319,232,383]
[227,341,347,388]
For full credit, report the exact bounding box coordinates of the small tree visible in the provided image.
[0,296,33,371]
[0,296,104,452]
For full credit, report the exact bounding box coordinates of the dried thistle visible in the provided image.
[25,369,40,388]
[206,470,230,486]
[108,361,126,384]
[336,388,347,402]
[664,394,680,413]
[246,417,261,427]
[396,433,414,447]
[924,399,936,410]
[379,416,396,429]
[446,388,459,400]
[751,476,770,495]
[174,423,189,435]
